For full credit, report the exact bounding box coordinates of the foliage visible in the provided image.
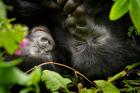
[0,0,140,93]
[0,0,6,18]
[110,0,140,35]
[128,26,138,36]
[94,80,120,93]
[0,18,27,54]
[42,70,72,93]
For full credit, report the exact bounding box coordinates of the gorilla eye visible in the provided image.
[40,37,49,43]
[38,37,51,47]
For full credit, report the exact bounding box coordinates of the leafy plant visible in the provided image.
[42,70,72,93]
[0,0,140,93]
[0,0,6,18]
[94,80,120,93]
[110,0,140,35]
[0,18,27,54]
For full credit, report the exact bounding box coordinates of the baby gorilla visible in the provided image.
[20,26,56,70]
[23,27,54,59]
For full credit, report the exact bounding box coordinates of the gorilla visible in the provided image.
[4,0,140,79]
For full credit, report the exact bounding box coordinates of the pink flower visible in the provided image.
[15,38,30,56]
[20,38,30,48]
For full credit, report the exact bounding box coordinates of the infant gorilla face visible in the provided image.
[22,26,55,62]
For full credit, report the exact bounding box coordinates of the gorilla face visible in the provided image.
[22,26,55,62]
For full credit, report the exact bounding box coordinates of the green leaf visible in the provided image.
[0,58,22,67]
[126,62,140,70]
[27,67,41,86]
[109,0,129,20]
[20,87,34,93]
[42,70,72,92]
[80,88,94,93]
[129,0,140,35]
[0,19,26,54]
[94,80,120,93]
[0,53,4,62]
[0,1,7,18]
[0,67,29,86]
[0,87,9,93]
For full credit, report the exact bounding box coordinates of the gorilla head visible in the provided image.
[22,26,55,61]
[18,26,56,71]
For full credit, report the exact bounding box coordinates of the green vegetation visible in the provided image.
[0,0,140,93]
[110,0,140,35]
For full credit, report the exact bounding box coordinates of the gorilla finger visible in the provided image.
[68,27,88,40]
[57,0,67,5]
[65,15,87,28]
[63,0,80,14]
[65,16,77,26]
[42,0,59,9]
[72,4,85,17]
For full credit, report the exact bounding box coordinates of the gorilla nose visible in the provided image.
[39,37,49,46]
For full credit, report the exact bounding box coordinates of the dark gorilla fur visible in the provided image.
[4,0,140,79]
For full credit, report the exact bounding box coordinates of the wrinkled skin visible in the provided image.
[22,26,55,62]
[4,0,140,79]
[18,26,58,71]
